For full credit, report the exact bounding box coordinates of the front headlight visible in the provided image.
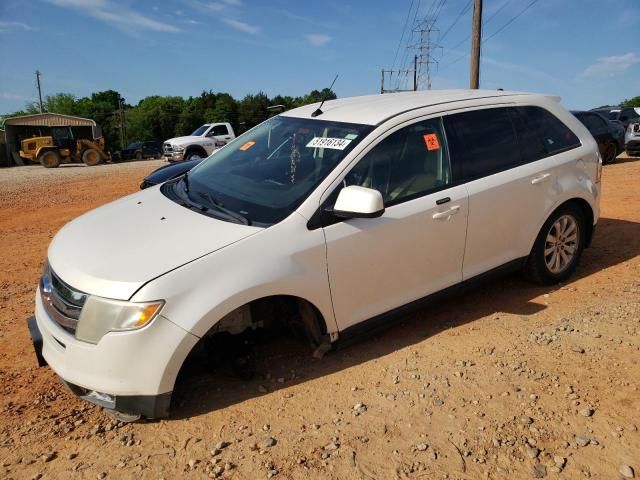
[173,145,185,152]
[76,296,164,344]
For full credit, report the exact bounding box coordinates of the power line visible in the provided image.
[484,0,514,25]
[446,0,515,52]
[396,0,422,89]
[391,0,416,71]
[483,0,537,43]
[446,0,539,66]
[440,0,472,42]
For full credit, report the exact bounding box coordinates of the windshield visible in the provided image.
[163,116,372,226]
[127,142,142,149]
[191,125,210,136]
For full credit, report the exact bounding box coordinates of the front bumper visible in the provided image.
[31,288,199,418]
[626,139,640,155]
[164,151,184,162]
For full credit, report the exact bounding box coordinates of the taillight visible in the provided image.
[596,153,603,183]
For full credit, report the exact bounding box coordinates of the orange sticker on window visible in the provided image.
[239,141,256,151]
[423,133,440,151]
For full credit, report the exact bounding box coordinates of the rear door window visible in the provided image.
[444,107,522,182]
[518,106,580,155]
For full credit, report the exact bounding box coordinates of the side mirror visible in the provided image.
[331,185,385,219]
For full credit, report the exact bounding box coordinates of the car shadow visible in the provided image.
[170,216,640,420]
[614,155,640,165]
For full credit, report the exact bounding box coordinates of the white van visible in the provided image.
[28,90,601,420]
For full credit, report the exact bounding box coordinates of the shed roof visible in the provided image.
[3,113,96,128]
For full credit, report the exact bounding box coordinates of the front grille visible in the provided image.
[163,143,173,154]
[40,264,87,334]
[633,124,639,133]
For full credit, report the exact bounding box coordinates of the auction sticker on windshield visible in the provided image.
[306,137,352,150]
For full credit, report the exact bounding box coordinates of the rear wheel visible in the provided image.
[135,151,143,161]
[39,150,61,168]
[82,148,102,166]
[524,204,586,285]
[603,142,617,164]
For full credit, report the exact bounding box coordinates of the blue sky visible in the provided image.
[0,0,638,115]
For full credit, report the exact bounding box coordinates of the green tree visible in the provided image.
[620,96,640,107]
[206,93,238,130]
[237,92,270,133]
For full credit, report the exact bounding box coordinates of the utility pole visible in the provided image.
[118,96,125,149]
[469,0,483,89]
[35,70,44,113]
[380,59,418,94]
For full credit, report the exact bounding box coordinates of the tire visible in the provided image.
[185,150,205,161]
[155,152,162,159]
[82,148,102,166]
[603,142,617,164]
[524,204,586,285]
[135,151,143,161]
[38,150,61,168]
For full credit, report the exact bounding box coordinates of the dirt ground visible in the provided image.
[0,156,638,480]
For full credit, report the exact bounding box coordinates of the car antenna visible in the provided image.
[311,74,338,118]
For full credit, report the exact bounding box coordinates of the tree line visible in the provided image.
[2,88,337,151]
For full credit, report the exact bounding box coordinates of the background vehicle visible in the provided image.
[139,158,201,189]
[163,123,235,162]
[19,126,109,168]
[114,141,162,162]
[591,107,640,129]
[572,110,622,163]
[626,122,640,156]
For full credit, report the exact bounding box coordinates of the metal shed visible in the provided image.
[2,113,100,166]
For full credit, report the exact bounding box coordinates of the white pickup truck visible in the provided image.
[163,123,235,162]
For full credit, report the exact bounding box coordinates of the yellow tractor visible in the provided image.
[19,126,109,168]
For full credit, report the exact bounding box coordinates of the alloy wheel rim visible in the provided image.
[544,214,579,274]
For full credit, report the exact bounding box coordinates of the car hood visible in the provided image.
[166,136,203,145]
[48,186,262,300]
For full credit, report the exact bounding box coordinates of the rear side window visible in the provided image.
[444,107,521,182]
[519,107,580,155]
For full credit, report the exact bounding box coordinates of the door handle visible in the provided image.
[531,173,552,185]
[432,205,460,220]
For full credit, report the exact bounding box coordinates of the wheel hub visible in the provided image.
[544,214,579,274]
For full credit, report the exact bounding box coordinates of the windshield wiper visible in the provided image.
[196,191,251,226]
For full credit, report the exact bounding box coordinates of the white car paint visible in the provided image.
[163,122,235,161]
[34,90,601,418]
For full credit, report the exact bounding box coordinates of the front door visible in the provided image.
[322,117,469,331]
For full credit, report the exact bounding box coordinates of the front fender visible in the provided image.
[130,212,337,339]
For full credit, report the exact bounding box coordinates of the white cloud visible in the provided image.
[0,92,34,101]
[45,0,179,33]
[579,52,640,78]
[305,33,331,47]
[0,21,38,32]
[187,1,228,14]
[222,18,259,34]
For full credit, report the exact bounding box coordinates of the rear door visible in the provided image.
[444,106,578,279]
[322,117,468,330]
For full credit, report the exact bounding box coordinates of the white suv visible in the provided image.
[29,90,601,420]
